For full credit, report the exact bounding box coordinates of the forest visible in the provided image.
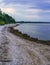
[0,9,16,25]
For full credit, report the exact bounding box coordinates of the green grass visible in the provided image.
[0,21,5,25]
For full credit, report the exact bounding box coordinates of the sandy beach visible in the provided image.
[0,25,50,65]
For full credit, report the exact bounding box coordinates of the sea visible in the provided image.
[14,23,50,41]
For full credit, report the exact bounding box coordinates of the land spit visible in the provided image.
[0,25,50,65]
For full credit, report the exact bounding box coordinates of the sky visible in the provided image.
[0,0,50,22]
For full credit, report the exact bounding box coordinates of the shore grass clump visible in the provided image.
[9,27,50,45]
[22,34,30,39]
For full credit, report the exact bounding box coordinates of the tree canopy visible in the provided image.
[0,9,16,25]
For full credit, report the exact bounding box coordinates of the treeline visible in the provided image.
[0,9,16,25]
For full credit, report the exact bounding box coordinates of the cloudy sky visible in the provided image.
[0,0,50,22]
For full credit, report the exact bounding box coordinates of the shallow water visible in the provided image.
[14,23,50,41]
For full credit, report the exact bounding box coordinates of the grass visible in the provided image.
[0,21,5,25]
[9,27,50,45]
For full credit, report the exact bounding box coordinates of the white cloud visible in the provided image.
[1,3,40,19]
[25,9,42,14]
[44,10,50,12]
[0,1,50,21]
[24,15,40,19]
[1,8,15,14]
[39,9,50,13]
[44,0,50,3]
[0,0,3,2]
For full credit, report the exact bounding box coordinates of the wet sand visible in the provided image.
[0,25,50,65]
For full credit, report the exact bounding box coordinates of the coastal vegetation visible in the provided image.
[0,9,16,25]
[9,27,50,45]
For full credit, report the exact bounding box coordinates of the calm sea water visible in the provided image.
[14,23,50,41]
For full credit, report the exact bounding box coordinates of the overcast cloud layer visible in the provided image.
[0,0,50,22]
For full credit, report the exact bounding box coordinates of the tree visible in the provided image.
[0,9,2,14]
[0,9,16,25]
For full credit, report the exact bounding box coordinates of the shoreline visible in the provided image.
[9,27,50,45]
[0,25,50,65]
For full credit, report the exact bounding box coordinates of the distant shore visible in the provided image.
[9,27,50,45]
[16,21,50,23]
